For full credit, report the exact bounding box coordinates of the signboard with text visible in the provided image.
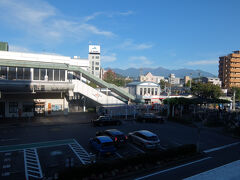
[89,45,100,54]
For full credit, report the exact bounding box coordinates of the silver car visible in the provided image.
[128,130,160,150]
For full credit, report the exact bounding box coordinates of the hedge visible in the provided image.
[58,144,197,180]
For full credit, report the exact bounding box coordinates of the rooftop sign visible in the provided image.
[89,45,100,54]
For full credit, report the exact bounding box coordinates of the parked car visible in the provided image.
[96,129,128,146]
[136,113,165,123]
[92,116,122,126]
[89,136,117,156]
[128,130,160,150]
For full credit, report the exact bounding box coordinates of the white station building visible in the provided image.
[0,42,135,119]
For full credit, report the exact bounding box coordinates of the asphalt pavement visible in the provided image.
[0,114,239,179]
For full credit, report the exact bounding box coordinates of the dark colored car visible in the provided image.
[92,116,122,126]
[96,129,128,146]
[136,113,165,123]
[89,136,116,156]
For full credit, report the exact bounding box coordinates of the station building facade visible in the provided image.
[0,44,102,118]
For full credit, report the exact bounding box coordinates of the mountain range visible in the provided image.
[106,67,216,78]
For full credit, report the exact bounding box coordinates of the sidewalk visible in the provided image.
[0,112,97,128]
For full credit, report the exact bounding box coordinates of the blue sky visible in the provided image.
[1,0,240,75]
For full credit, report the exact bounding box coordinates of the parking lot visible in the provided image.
[0,117,238,179]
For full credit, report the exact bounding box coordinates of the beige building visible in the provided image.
[139,72,164,83]
[219,50,240,88]
[184,76,191,84]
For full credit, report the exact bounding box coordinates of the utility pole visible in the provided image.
[233,89,236,111]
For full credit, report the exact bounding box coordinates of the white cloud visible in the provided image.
[128,56,153,68]
[186,60,218,65]
[102,53,117,62]
[84,11,134,22]
[0,0,114,44]
[117,11,134,16]
[119,39,153,50]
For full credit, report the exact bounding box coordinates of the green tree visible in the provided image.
[185,80,191,88]
[159,79,170,90]
[103,69,132,87]
[191,82,222,99]
[231,87,240,101]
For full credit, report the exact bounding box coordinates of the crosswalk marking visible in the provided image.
[24,148,43,180]
[69,139,91,165]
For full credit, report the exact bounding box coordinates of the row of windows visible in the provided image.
[33,68,65,81]
[92,56,100,59]
[9,102,33,113]
[140,88,158,96]
[0,66,66,81]
[0,66,31,80]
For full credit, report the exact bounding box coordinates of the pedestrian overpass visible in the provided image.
[0,59,135,105]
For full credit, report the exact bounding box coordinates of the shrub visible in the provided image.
[58,144,197,180]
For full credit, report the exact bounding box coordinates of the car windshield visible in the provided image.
[144,114,154,118]
[102,142,114,147]
[100,117,110,121]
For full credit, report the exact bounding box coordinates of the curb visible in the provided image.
[106,153,205,180]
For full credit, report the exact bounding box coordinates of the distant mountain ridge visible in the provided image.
[106,67,216,78]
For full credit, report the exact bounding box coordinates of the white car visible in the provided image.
[128,130,160,150]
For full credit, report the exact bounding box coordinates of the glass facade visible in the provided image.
[47,69,53,81]
[23,68,31,80]
[60,69,65,81]
[0,66,7,79]
[40,69,45,80]
[34,68,39,80]
[17,67,23,79]
[0,66,65,82]
[8,67,16,80]
[9,102,18,113]
[54,69,59,81]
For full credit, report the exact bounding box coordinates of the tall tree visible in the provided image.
[191,82,222,99]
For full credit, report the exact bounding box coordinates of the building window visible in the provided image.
[140,88,143,95]
[96,56,99,59]
[54,69,59,81]
[144,88,147,95]
[92,61,94,66]
[92,56,95,59]
[95,67,99,70]
[92,67,94,70]
[17,67,23,80]
[23,68,31,80]
[60,70,65,81]
[155,88,158,95]
[47,69,53,81]
[34,68,39,80]
[40,69,45,80]
[8,67,16,80]
[0,66,7,79]
[95,62,99,65]
[151,88,154,95]
[9,102,18,113]
[148,88,150,94]
[52,104,62,112]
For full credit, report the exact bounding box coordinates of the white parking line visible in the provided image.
[203,142,240,153]
[115,152,123,158]
[135,157,212,180]
[128,143,145,153]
